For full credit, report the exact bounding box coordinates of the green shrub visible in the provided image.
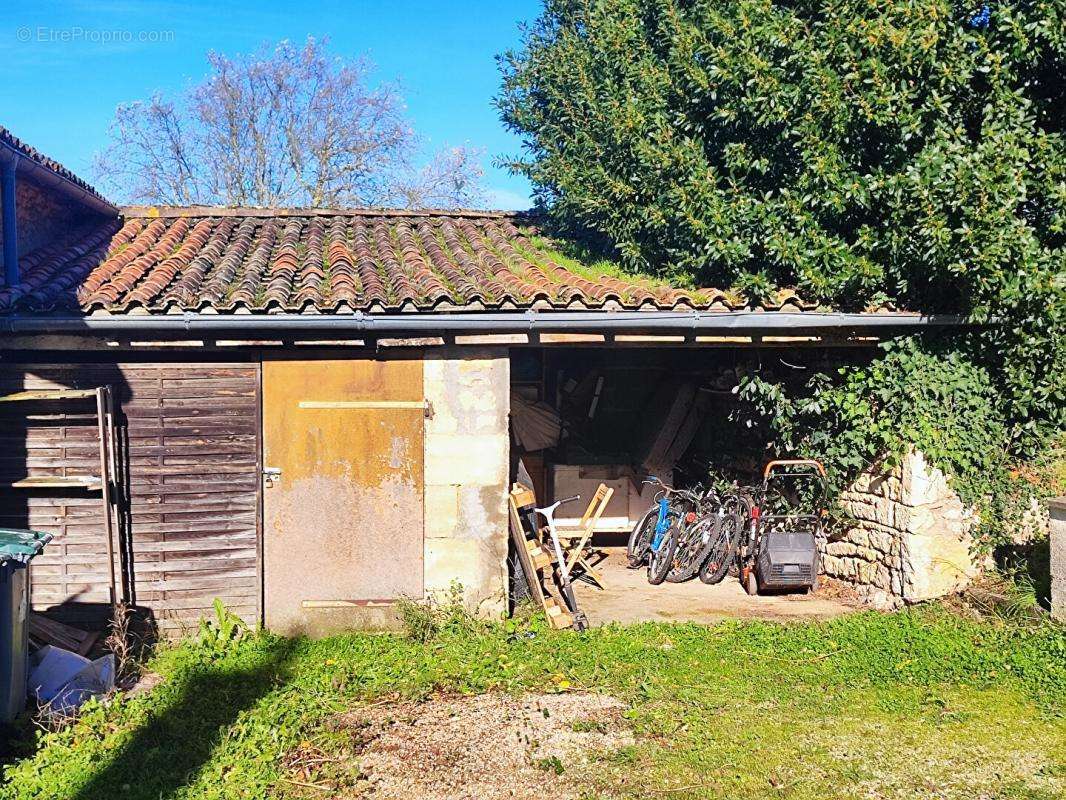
[498,0,1065,530]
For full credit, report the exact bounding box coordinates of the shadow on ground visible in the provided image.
[996,538,1053,610]
[69,637,297,800]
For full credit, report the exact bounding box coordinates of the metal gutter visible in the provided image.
[0,310,968,337]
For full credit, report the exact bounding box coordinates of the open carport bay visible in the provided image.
[509,345,868,624]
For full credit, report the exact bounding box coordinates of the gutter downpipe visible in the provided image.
[0,311,966,337]
[0,153,17,288]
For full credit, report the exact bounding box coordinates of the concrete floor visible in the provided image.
[572,548,858,626]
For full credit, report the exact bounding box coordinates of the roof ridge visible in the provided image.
[120,205,527,220]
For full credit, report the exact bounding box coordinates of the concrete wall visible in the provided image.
[823,450,978,607]
[422,348,510,618]
[1049,498,1066,622]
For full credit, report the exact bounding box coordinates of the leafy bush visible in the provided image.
[732,335,1066,547]
[498,0,1065,520]
[197,598,249,659]
[396,582,486,643]
[499,0,1064,312]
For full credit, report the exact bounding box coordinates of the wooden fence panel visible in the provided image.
[0,362,260,634]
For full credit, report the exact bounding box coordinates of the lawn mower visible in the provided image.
[739,459,827,595]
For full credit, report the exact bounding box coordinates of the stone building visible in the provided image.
[0,125,976,635]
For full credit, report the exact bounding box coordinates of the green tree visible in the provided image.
[499,0,1065,455]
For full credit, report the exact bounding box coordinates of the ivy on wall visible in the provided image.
[731,336,1063,547]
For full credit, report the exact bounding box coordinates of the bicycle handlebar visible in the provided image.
[642,476,703,501]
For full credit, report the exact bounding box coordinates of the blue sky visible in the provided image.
[0,0,541,209]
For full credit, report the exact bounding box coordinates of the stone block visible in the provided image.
[826,540,859,559]
[901,526,976,602]
[821,554,843,575]
[903,450,951,507]
[424,432,508,487]
[855,560,878,584]
[424,538,506,619]
[423,352,508,436]
[456,485,508,548]
[842,495,895,528]
[866,528,896,554]
[891,568,903,596]
[873,563,892,590]
[846,527,870,549]
[424,485,459,538]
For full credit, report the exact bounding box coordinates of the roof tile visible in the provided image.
[0,207,825,315]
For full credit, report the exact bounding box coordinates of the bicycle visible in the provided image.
[695,486,753,584]
[625,477,703,585]
[664,485,723,583]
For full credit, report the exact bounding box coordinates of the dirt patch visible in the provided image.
[786,575,863,604]
[307,692,632,799]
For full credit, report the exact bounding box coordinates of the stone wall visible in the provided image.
[823,450,978,607]
[422,348,510,618]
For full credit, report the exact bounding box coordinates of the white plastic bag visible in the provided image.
[28,645,115,713]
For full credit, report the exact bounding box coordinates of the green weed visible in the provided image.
[1,607,1062,799]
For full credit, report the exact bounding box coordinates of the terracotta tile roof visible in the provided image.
[0,125,110,204]
[0,206,821,315]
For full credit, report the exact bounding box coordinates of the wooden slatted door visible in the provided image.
[262,359,425,635]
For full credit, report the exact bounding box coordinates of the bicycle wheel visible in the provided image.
[626,507,658,568]
[698,514,742,585]
[647,518,680,585]
[665,515,712,583]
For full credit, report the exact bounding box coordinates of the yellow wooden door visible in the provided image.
[262,359,424,634]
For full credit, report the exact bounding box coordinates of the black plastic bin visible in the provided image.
[0,528,53,723]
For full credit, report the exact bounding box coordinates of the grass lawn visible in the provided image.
[1,605,1063,799]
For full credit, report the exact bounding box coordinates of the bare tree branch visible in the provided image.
[93,37,484,209]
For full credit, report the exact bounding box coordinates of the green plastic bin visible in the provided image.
[0,528,53,723]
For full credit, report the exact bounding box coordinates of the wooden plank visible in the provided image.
[297,400,427,410]
[4,476,102,490]
[29,613,100,655]
[0,389,98,402]
[508,487,552,617]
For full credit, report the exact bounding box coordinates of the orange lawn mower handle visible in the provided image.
[762,459,827,479]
